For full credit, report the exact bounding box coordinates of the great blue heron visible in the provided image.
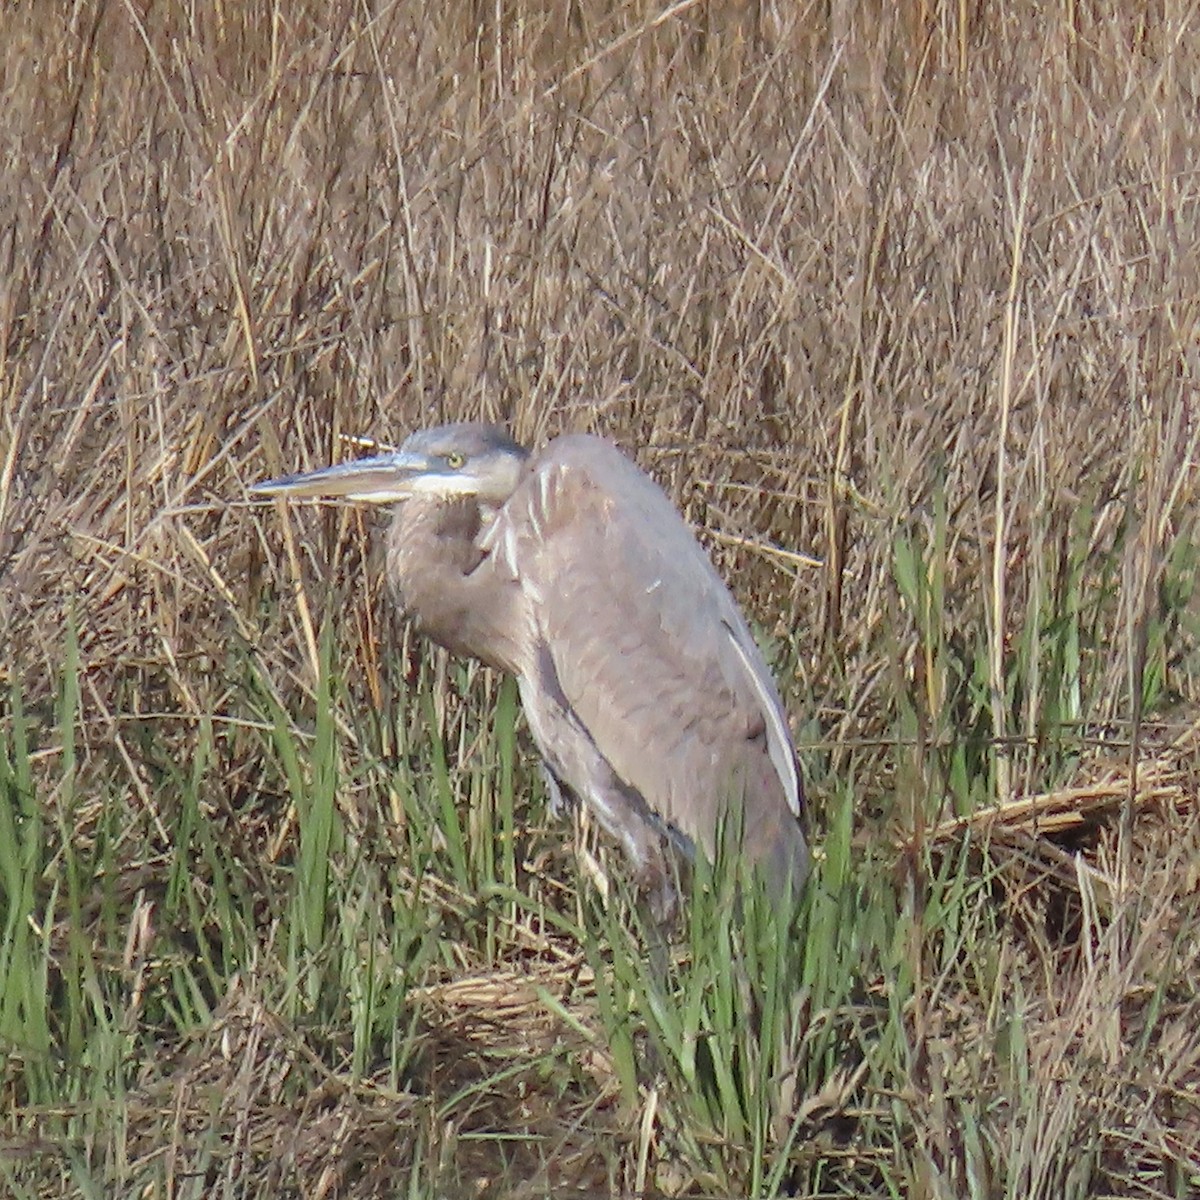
[252,423,809,919]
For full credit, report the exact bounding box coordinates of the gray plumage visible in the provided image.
[252,423,809,918]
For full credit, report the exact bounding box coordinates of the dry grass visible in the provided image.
[3,1,1200,1196]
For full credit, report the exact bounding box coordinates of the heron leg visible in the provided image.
[566,757,680,923]
[539,761,575,818]
[519,659,680,924]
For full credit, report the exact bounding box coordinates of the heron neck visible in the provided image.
[384,497,521,673]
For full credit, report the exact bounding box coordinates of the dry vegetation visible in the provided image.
[3,1,1200,1197]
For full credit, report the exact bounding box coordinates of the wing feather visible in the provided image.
[486,434,805,872]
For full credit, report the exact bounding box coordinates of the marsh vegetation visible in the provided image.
[2,2,1200,1196]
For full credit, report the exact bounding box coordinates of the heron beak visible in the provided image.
[250,452,431,505]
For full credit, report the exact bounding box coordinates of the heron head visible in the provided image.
[250,423,530,509]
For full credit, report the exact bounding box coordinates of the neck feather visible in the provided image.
[384,496,523,673]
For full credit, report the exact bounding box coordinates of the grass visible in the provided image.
[4,0,1200,1195]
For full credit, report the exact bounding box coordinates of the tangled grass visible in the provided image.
[3,1,1200,1196]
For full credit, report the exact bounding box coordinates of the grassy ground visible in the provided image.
[3,1,1200,1196]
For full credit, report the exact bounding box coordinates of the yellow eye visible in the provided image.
[445,451,466,469]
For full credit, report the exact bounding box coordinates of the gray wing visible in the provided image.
[483,434,805,874]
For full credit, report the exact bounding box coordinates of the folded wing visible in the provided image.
[482,435,807,886]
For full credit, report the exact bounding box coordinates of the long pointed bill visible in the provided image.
[250,452,429,504]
